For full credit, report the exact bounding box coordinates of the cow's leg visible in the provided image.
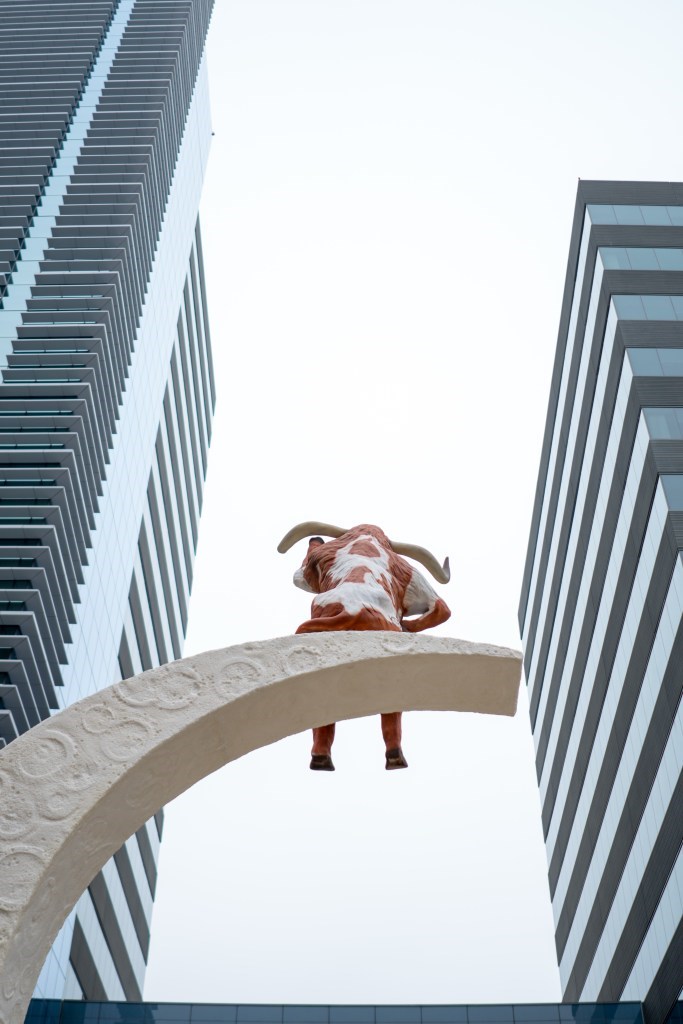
[310,723,336,771]
[381,712,408,770]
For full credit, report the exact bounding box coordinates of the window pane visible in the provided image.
[613,295,646,319]
[654,248,683,270]
[640,206,672,226]
[658,348,683,374]
[627,248,659,270]
[662,475,683,509]
[600,248,630,270]
[668,206,683,225]
[644,408,683,439]
[614,204,645,225]
[628,349,662,375]
[642,295,676,320]
[587,204,617,225]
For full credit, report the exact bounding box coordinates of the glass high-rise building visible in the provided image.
[519,181,683,1024]
[0,0,215,1001]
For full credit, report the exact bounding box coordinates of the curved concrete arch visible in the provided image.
[0,632,521,1023]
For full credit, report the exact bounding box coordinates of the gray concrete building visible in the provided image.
[520,181,683,1023]
[0,0,215,1000]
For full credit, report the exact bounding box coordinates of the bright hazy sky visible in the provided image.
[144,0,683,1004]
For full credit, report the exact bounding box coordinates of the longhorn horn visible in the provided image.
[277,521,348,553]
[389,541,451,584]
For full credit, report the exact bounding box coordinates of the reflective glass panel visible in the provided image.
[642,295,677,319]
[192,1010,238,1023]
[660,348,683,373]
[628,349,664,375]
[376,1011,421,1023]
[628,348,683,375]
[600,248,631,270]
[655,248,683,270]
[422,1011,467,1023]
[513,1009,560,1022]
[644,408,683,439]
[614,294,683,320]
[282,1010,327,1024]
[613,295,646,318]
[588,203,683,225]
[627,248,660,269]
[641,206,674,225]
[614,204,645,225]
[662,475,683,509]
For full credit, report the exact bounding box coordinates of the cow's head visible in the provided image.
[278,521,450,584]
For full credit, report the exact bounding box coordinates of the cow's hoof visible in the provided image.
[385,747,408,770]
[310,754,335,771]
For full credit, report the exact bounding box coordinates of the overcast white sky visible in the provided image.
[144,0,683,1005]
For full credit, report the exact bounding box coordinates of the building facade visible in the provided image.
[0,0,215,1001]
[519,181,683,1023]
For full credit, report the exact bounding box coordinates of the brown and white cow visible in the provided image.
[278,522,451,771]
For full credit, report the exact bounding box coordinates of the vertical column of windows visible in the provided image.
[70,891,125,1000]
[182,274,210,473]
[163,381,195,573]
[177,296,206,486]
[168,348,199,546]
[188,233,215,439]
[525,259,605,712]
[153,431,190,627]
[137,521,170,666]
[520,211,592,643]
[145,471,183,658]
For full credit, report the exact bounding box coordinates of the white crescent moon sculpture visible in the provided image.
[0,632,521,1023]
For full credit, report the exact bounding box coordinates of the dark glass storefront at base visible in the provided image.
[25,1002,683,1024]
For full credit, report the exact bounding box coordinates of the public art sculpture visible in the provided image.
[278,521,452,771]
[0,635,522,1024]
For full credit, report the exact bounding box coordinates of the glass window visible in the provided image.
[614,204,645,225]
[192,1009,238,1023]
[600,248,631,270]
[283,1011,327,1024]
[628,248,659,270]
[587,204,617,224]
[604,1008,644,1023]
[561,1007,607,1024]
[662,475,683,509]
[640,206,673,226]
[628,349,663,375]
[644,408,683,439]
[376,1011,421,1024]
[658,348,683,374]
[654,248,683,270]
[56,1006,88,1024]
[236,1011,282,1023]
[600,246,683,270]
[588,203,683,226]
[642,295,676,319]
[422,1011,467,1024]
[627,348,683,375]
[513,1008,560,1022]
[147,1010,192,1024]
[613,295,646,319]
[329,1011,375,1024]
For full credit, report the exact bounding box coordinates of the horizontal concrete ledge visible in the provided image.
[0,632,520,1024]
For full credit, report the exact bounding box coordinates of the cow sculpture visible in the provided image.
[277,522,451,771]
